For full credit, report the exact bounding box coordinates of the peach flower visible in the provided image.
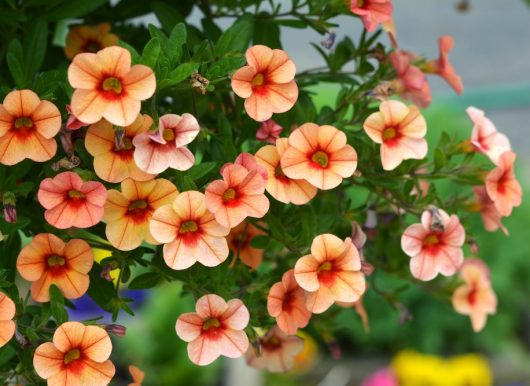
[467,107,511,165]
[485,151,522,217]
[227,221,266,269]
[221,152,268,182]
[34,321,115,385]
[17,233,93,302]
[257,119,283,144]
[38,171,107,229]
[281,123,358,190]
[0,292,16,348]
[128,365,144,386]
[0,89,61,165]
[176,294,250,366]
[401,208,465,281]
[294,234,366,314]
[65,23,119,59]
[231,45,298,122]
[150,191,229,270]
[68,46,156,127]
[389,51,432,108]
[423,36,463,94]
[104,178,178,251]
[65,104,89,131]
[472,186,508,235]
[363,100,428,170]
[350,0,393,32]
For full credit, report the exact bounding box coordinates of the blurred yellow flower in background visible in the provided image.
[292,331,319,373]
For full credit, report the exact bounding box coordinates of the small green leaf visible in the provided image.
[188,162,218,182]
[44,0,107,20]
[24,19,48,80]
[6,39,26,87]
[159,62,199,88]
[128,272,160,290]
[206,54,246,79]
[141,37,161,69]
[434,148,447,171]
[49,285,68,324]
[175,173,198,191]
[119,41,141,64]
[151,1,183,33]
[215,14,254,57]
[167,22,187,65]
[299,206,317,247]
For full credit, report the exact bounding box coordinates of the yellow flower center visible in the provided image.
[252,73,265,87]
[67,190,85,199]
[179,220,198,234]
[382,127,397,140]
[223,188,237,202]
[202,318,221,331]
[318,261,333,272]
[162,128,175,142]
[311,151,329,167]
[128,199,148,211]
[63,349,81,365]
[14,117,33,129]
[47,255,66,267]
[102,77,123,94]
[423,234,440,247]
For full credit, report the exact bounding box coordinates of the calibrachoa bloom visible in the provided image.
[389,51,432,108]
[231,45,298,122]
[128,365,144,386]
[17,233,93,302]
[176,294,250,366]
[68,46,156,127]
[256,119,283,144]
[65,23,119,59]
[227,221,266,269]
[33,321,115,385]
[401,208,465,281]
[485,151,522,217]
[467,107,511,165]
[267,269,312,334]
[363,100,428,170]
[150,191,229,270]
[472,186,508,235]
[104,178,178,251]
[38,171,107,229]
[0,292,16,348]
[422,36,463,94]
[350,0,393,32]
[361,368,398,386]
[281,123,358,190]
[221,152,268,182]
[294,234,366,314]
[0,89,61,165]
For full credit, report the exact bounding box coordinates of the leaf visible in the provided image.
[253,15,281,48]
[49,285,68,324]
[188,162,218,182]
[151,1,184,33]
[141,37,161,69]
[119,41,141,64]
[87,265,115,313]
[44,0,108,20]
[250,235,269,249]
[214,14,254,57]
[167,22,187,66]
[128,272,160,290]
[6,39,26,87]
[24,19,48,80]
[216,114,237,161]
[434,148,447,171]
[206,54,246,79]
[159,62,199,88]
[299,206,317,247]
[175,173,197,191]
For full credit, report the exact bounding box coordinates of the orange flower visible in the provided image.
[467,107,511,165]
[389,51,432,108]
[350,0,393,32]
[104,178,178,251]
[472,186,508,235]
[205,164,270,229]
[0,90,61,165]
[267,269,311,334]
[485,151,522,217]
[150,191,229,270]
[363,100,428,170]
[128,365,144,386]
[65,23,119,59]
[423,35,463,94]
[281,123,357,190]
[227,221,266,269]
[68,46,156,127]
[38,172,107,229]
[34,321,115,385]
[0,292,16,348]
[294,234,366,314]
[231,45,298,122]
[85,115,155,183]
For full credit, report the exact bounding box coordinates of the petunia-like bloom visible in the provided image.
[227,221,266,269]
[350,0,393,33]
[245,326,304,373]
[221,152,268,182]
[0,90,61,165]
[85,114,155,183]
[133,113,200,174]
[68,46,156,127]
[176,294,250,366]
[0,292,16,348]
[401,208,465,281]
[389,51,432,108]
[422,36,463,94]
[281,123,358,190]
[485,151,522,217]
[257,119,283,144]
[65,104,89,131]
[267,269,311,334]
[361,368,398,386]
[128,365,144,386]
[452,259,497,332]
[472,186,508,235]
[294,234,366,314]
[467,107,511,165]
[38,172,107,229]
[231,45,298,122]
[205,164,270,229]
[150,191,229,270]
[65,23,119,59]
[17,233,93,302]
[34,321,115,385]
[104,178,178,251]
[363,100,428,170]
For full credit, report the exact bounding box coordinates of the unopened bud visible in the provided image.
[15,330,30,348]
[104,324,127,337]
[361,261,375,276]
[59,128,75,156]
[100,265,114,282]
[2,192,17,223]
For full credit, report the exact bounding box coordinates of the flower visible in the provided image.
[467,107,511,165]
[68,46,156,127]
[85,114,155,183]
[401,208,465,281]
[65,23,119,59]
[472,186,508,235]
[65,104,89,131]
[245,326,304,373]
[281,123,358,190]
[294,234,366,314]
[0,89,61,165]
[133,113,200,174]
[227,221,266,269]
[150,191,229,270]
[256,119,283,144]
[361,368,398,386]
[38,171,107,229]
[363,100,428,170]
[17,233,93,302]
[0,292,16,348]
[205,164,269,229]
[221,152,268,182]
[104,178,178,251]
[34,321,115,385]
[267,269,311,334]
[176,294,250,366]
[231,45,298,122]
[485,151,522,217]
[423,35,463,94]
[128,365,144,386]
[389,51,432,108]
[350,0,393,33]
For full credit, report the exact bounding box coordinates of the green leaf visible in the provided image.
[128,272,160,290]
[167,22,187,66]
[206,54,246,79]
[215,14,254,57]
[175,173,197,191]
[24,19,48,80]
[434,148,447,171]
[44,0,107,20]
[119,41,141,64]
[299,206,317,247]
[141,37,161,69]
[216,114,237,161]
[87,265,115,313]
[159,62,199,88]
[49,285,68,324]
[6,39,26,87]
[250,235,269,249]
[253,14,281,48]
[151,1,183,33]
[188,162,218,182]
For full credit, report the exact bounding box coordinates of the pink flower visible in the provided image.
[467,107,511,165]
[485,151,522,217]
[423,36,463,94]
[472,186,508,235]
[65,104,89,131]
[350,0,393,33]
[221,153,268,182]
[256,119,283,144]
[389,51,431,108]
[361,368,398,386]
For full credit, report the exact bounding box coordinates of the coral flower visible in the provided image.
[267,269,311,334]
[104,178,178,251]
[472,186,508,235]
[401,208,465,281]
[423,36,463,94]
[85,114,155,182]
[0,89,61,165]
[221,152,268,182]
[467,107,511,165]
[128,365,144,386]
[68,46,156,127]
[389,51,432,108]
[350,0,393,32]
[231,45,298,122]
[205,164,269,229]
[281,123,358,190]
[363,100,428,170]
[257,119,283,144]
[0,292,16,348]
[34,321,115,385]
[452,259,497,332]
[227,221,266,269]
[65,23,119,59]
[65,104,89,131]
[150,191,229,270]
[133,113,200,174]
[38,172,107,229]
[245,326,304,373]
[176,294,250,366]
[485,151,522,217]
[361,368,398,386]
[294,234,366,314]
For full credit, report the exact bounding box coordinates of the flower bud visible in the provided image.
[2,192,17,223]
[104,324,127,337]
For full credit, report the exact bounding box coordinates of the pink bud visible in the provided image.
[256,119,283,144]
[104,324,127,337]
